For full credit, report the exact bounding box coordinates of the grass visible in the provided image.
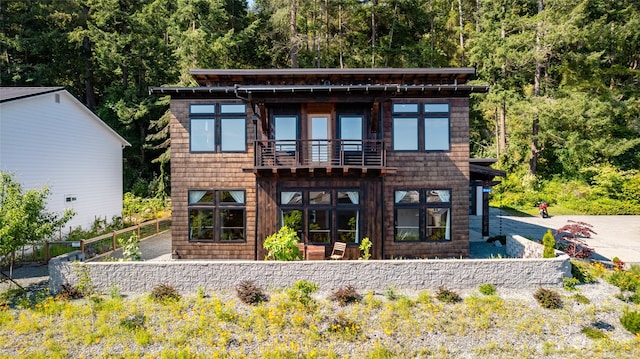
[1,279,639,358]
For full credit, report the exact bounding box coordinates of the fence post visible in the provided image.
[137,224,141,239]
[80,240,85,256]
[45,242,50,264]
[112,231,117,250]
[156,218,160,233]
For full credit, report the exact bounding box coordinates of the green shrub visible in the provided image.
[620,308,640,335]
[478,283,496,296]
[286,280,319,305]
[563,277,580,292]
[330,285,361,306]
[120,313,147,331]
[572,293,590,305]
[436,286,462,303]
[580,326,608,340]
[236,280,268,305]
[263,226,303,261]
[359,237,372,260]
[534,287,563,309]
[570,260,596,283]
[149,284,181,303]
[607,270,639,292]
[384,287,399,301]
[542,229,556,258]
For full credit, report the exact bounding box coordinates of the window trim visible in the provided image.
[391,101,451,152]
[279,188,361,245]
[188,189,246,243]
[189,102,247,153]
[393,188,452,242]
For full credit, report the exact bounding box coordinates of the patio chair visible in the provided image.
[330,241,346,260]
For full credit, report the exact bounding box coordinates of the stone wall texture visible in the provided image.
[49,237,571,295]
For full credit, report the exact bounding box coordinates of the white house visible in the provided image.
[0,87,130,233]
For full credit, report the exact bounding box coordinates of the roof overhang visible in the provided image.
[150,68,489,97]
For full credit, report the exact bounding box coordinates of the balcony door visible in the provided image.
[308,114,331,163]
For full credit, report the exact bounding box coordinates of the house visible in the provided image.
[151,68,489,259]
[0,87,130,232]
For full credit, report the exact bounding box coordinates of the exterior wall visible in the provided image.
[49,255,572,295]
[0,91,126,231]
[170,99,257,259]
[382,98,470,258]
[170,95,472,260]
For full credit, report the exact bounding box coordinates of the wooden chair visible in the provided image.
[330,241,346,260]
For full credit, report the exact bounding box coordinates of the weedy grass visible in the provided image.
[1,279,639,358]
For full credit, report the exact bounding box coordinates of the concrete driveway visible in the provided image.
[470,208,640,265]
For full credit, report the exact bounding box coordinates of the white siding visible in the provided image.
[0,90,127,234]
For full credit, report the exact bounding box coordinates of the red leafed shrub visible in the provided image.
[554,220,597,259]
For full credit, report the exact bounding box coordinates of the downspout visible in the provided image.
[234,86,260,260]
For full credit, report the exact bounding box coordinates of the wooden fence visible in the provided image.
[44,217,171,263]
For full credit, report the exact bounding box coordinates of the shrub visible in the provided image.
[620,308,640,335]
[57,283,84,300]
[572,293,590,305]
[359,237,372,260]
[330,285,361,306]
[384,287,399,301]
[236,280,268,305]
[436,286,462,303]
[149,284,181,303]
[563,277,580,292]
[534,287,563,309]
[478,283,496,296]
[120,313,147,331]
[542,229,556,258]
[118,233,142,261]
[263,226,303,261]
[555,220,596,259]
[286,280,319,305]
[570,260,596,283]
[580,326,608,340]
[606,270,639,292]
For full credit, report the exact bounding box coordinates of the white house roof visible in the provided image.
[0,87,130,147]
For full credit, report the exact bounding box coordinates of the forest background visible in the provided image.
[2,0,639,215]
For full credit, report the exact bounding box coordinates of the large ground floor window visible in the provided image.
[188,190,246,242]
[279,189,360,244]
[394,189,451,242]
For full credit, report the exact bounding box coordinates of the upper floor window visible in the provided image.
[190,103,247,153]
[392,102,450,152]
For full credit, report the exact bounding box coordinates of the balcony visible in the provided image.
[249,139,392,176]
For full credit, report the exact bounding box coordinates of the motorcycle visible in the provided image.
[536,201,549,218]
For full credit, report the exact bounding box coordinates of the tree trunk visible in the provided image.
[289,0,299,68]
[458,0,466,66]
[529,0,545,175]
[338,4,344,68]
[371,0,377,68]
[81,6,96,110]
[384,0,398,67]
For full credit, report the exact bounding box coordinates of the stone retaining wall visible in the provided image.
[49,235,571,295]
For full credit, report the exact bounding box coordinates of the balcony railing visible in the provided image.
[254,139,386,169]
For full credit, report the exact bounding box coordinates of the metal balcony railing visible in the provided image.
[254,139,386,168]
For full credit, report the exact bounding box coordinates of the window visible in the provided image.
[190,103,247,152]
[279,189,361,244]
[188,190,245,242]
[394,189,451,242]
[392,102,450,151]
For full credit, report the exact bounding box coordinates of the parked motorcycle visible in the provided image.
[536,201,549,218]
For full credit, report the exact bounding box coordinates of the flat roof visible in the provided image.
[189,68,479,87]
